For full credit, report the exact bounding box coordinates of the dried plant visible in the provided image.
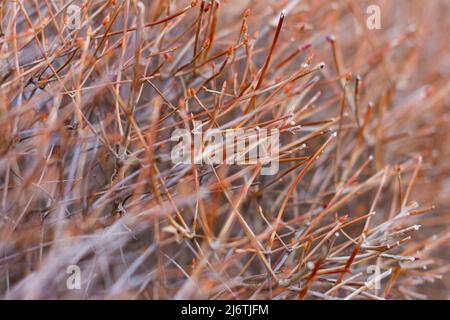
[0,0,449,299]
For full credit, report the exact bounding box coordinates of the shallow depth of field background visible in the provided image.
[0,0,448,299]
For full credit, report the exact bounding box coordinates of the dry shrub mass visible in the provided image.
[0,0,449,299]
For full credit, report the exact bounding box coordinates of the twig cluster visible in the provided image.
[0,0,448,299]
